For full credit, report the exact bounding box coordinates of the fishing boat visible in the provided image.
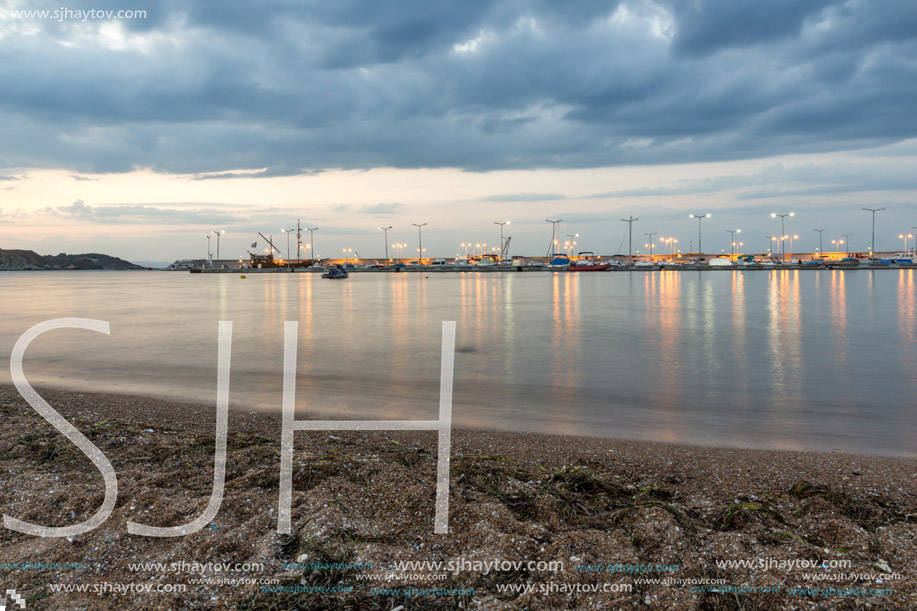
[888,253,916,264]
[321,265,349,279]
[568,252,612,271]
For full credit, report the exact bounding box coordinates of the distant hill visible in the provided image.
[0,249,146,271]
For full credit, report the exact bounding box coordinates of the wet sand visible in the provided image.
[1,385,915,609]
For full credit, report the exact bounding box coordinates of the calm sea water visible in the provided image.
[1,270,915,456]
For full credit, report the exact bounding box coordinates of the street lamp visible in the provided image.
[814,228,827,257]
[566,233,579,257]
[210,230,225,262]
[725,229,741,261]
[644,232,656,259]
[663,237,678,262]
[281,228,295,261]
[379,226,392,261]
[689,213,710,255]
[862,207,885,256]
[767,235,778,256]
[770,213,794,261]
[306,227,318,260]
[413,222,427,266]
[899,233,913,253]
[831,239,845,255]
[495,221,510,257]
[205,235,212,265]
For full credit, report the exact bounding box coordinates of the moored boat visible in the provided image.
[321,265,349,279]
[566,251,613,271]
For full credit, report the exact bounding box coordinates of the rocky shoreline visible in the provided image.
[0,385,914,609]
[0,249,144,271]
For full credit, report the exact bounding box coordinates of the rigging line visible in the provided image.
[615,226,629,256]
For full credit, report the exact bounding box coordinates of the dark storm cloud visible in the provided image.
[663,0,837,56]
[588,159,917,199]
[1,0,915,174]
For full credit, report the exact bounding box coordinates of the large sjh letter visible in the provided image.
[128,321,233,536]
[278,321,456,535]
[6,319,118,537]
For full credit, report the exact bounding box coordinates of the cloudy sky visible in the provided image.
[1,0,916,262]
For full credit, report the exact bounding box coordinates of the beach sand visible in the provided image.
[1,385,914,610]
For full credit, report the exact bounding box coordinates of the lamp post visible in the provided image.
[689,213,709,255]
[342,248,352,265]
[379,226,392,261]
[211,230,224,262]
[205,235,212,264]
[831,239,844,256]
[495,221,510,257]
[566,233,579,257]
[770,213,794,261]
[545,219,562,257]
[413,223,427,266]
[900,233,913,254]
[644,232,656,260]
[767,236,778,256]
[841,234,853,255]
[725,229,741,261]
[281,227,294,261]
[663,237,677,262]
[621,216,638,263]
[863,207,885,257]
[305,227,318,260]
[814,228,827,257]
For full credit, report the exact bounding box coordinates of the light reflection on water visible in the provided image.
[0,270,914,456]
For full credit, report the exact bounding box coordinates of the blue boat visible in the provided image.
[321,265,349,279]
